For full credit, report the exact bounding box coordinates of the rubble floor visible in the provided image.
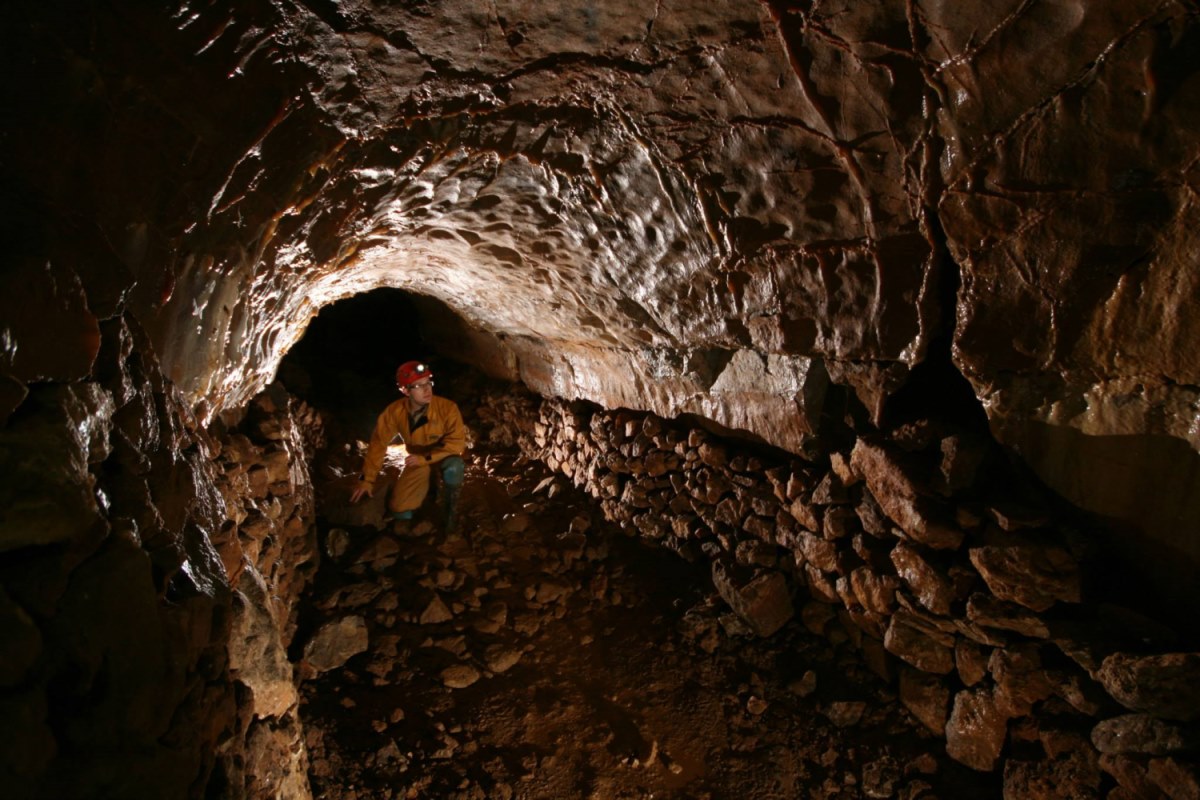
[297,445,1002,799]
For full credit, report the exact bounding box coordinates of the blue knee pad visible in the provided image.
[440,455,465,486]
[392,510,414,520]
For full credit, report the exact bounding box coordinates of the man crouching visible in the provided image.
[350,360,466,532]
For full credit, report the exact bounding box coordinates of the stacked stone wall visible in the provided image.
[477,387,1200,797]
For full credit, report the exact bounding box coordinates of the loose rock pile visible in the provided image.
[475,386,1200,797]
[298,448,999,799]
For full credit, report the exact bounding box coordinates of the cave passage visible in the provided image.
[274,291,1003,799]
[4,3,1200,797]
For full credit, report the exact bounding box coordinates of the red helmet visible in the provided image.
[395,360,433,387]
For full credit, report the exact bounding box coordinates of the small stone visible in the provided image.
[441,664,481,689]
[484,645,523,674]
[890,542,955,616]
[822,701,866,728]
[747,696,769,715]
[955,639,989,687]
[862,756,900,798]
[789,670,818,698]
[418,596,454,625]
[325,528,351,559]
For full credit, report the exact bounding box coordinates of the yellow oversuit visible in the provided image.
[360,395,467,514]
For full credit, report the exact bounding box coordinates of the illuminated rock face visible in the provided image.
[1,2,1199,790]
[7,3,1199,560]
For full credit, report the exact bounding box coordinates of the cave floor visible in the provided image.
[295,445,1002,800]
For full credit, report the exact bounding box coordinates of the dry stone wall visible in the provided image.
[477,386,1200,797]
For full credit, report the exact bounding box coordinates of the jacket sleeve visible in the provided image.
[425,400,467,464]
[360,404,402,487]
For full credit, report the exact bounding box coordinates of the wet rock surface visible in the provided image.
[4,3,1199,615]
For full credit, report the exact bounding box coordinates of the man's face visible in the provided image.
[403,378,434,403]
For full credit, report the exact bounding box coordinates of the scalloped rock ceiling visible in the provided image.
[4,2,1199,559]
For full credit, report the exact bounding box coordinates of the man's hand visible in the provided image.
[349,483,373,503]
[404,454,426,467]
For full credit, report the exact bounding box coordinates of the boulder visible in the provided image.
[712,563,794,637]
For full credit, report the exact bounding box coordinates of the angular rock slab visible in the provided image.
[1097,652,1200,722]
[968,540,1080,612]
[303,616,368,673]
[1092,714,1200,756]
[945,688,1010,772]
[712,563,794,637]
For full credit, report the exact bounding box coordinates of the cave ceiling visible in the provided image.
[3,0,1199,506]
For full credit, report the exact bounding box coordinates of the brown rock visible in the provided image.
[822,701,867,728]
[1148,757,1200,800]
[230,569,299,718]
[899,667,950,736]
[966,593,1050,638]
[1097,653,1200,721]
[803,564,840,604]
[797,531,840,573]
[800,601,836,636]
[829,452,859,487]
[939,434,988,494]
[1002,747,1103,800]
[789,497,821,531]
[822,505,860,540]
[1092,714,1200,756]
[441,664,481,689]
[849,566,899,615]
[890,542,955,616]
[419,596,455,625]
[1100,753,1169,799]
[956,639,989,687]
[968,540,1081,612]
[856,489,892,537]
[946,688,1010,772]
[810,472,848,505]
[884,611,955,675]
[712,563,794,637]
[303,616,368,673]
[989,643,1055,718]
[850,439,964,550]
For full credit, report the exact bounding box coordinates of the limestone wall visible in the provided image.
[0,313,320,799]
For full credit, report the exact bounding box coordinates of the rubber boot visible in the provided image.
[392,509,414,536]
[441,483,462,533]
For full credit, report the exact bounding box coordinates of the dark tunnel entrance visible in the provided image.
[264,290,1004,799]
